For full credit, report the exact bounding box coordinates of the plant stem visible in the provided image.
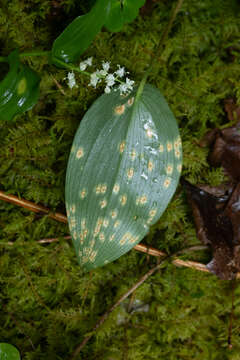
[135,0,184,102]
[20,50,51,58]
[69,244,201,359]
[69,256,168,359]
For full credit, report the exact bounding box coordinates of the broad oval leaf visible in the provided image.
[65,84,182,271]
[0,50,40,121]
[51,0,109,65]
[0,343,21,360]
[104,0,146,32]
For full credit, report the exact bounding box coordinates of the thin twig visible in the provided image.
[0,189,221,276]
[38,235,71,244]
[51,74,67,96]
[69,256,168,359]
[0,190,67,223]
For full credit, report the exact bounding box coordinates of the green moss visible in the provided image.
[1,0,240,359]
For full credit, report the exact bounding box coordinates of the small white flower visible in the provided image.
[106,73,115,87]
[119,77,134,95]
[102,61,110,72]
[115,65,125,78]
[126,77,134,89]
[104,86,111,94]
[79,62,87,71]
[67,71,77,89]
[89,72,99,88]
[79,57,93,71]
[119,83,128,95]
[99,69,108,77]
[85,57,93,66]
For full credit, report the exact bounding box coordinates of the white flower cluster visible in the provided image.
[65,58,134,96]
[66,71,78,89]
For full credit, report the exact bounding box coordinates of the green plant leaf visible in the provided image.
[65,84,182,271]
[51,0,109,65]
[105,0,146,32]
[0,343,21,360]
[0,50,40,122]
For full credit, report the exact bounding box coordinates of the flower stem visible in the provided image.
[20,50,51,58]
[136,0,184,101]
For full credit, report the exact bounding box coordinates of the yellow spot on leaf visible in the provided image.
[127,97,134,106]
[81,219,86,229]
[164,178,171,188]
[103,218,109,228]
[119,141,126,153]
[70,217,76,228]
[99,232,105,242]
[101,184,107,194]
[109,234,115,242]
[89,250,97,262]
[114,220,120,228]
[148,161,154,172]
[166,165,173,175]
[95,184,101,194]
[120,194,127,206]
[70,204,76,213]
[130,149,137,161]
[17,78,27,95]
[136,195,147,205]
[175,149,181,159]
[167,142,173,152]
[129,236,139,244]
[120,232,132,245]
[76,147,84,159]
[80,188,87,199]
[113,184,120,194]
[89,239,95,248]
[93,218,103,237]
[80,229,88,243]
[115,104,125,115]
[110,210,118,219]
[127,168,134,179]
[100,199,107,209]
[159,144,164,153]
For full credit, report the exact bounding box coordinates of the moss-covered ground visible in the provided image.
[1,0,240,359]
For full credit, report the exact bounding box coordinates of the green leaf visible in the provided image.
[105,0,146,32]
[65,84,182,271]
[0,343,21,360]
[0,50,40,122]
[51,0,109,65]
[51,0,146,65]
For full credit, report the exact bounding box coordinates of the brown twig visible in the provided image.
[69,257,168,360]
[37,235,71,244]
[0,190,67,223]
[0,189,219,276]
[51,74,67,96]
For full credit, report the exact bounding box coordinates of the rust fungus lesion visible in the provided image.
[127,97,134,106]
[114,104,125,115]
